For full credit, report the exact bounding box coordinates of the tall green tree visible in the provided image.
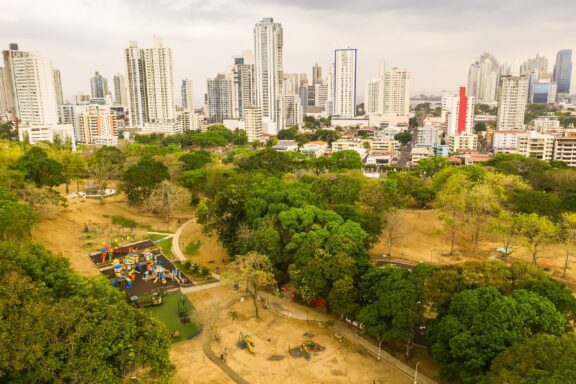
[13,147,66,188]
[123,158,170,204]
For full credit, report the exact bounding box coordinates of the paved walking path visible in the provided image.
[266,295,437,384]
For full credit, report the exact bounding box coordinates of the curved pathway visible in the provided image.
[266,295,437,384]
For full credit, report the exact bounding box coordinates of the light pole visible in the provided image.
[413,361,421,384]
[377,339,383,361]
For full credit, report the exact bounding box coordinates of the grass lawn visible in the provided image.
[146,293,201,343]
[147,234,174,258]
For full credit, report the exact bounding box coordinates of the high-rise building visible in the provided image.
[77,104,117,145]
[90,71,109,99]
[0,67,9,114]
[181,79,193,111]
[282,94,303,127]
[232,54,257,118]
[467,53,500,103]
[2,43,59,126]
[312,64,322,85]
[333,48,357,117]
[314,83,328,111]
[529,80,557,104]
[207,73,233,123]
[53,69,64,106]
[254,17,283,132]
[113,73,128,107]
[553,49,576,100]
[365,79,380,114]
[521,54,549,80]
[443,86,475,136]
[243,106,263,142]
[125,37,175,127]
[382,67,410,116]
[497,74,529,130]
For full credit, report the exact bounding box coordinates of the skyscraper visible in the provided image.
[90,71,109,99]
[2,43,59,126]
[112,73,128,106]
[53,69,64,106]
[243,106,263,143]
[254,18,283,132]
[365,79,380,115]
[125,37,175,127]
[0,67,8,114]
[181,79,193,111]
[312,64,322,85]
[207,73,233,123]
[231,54,257,118]
[553,49,576,100]
[521,54,549,80]
[497,74,529,130]
[467,53,500,103]
[333,48,357,117]
[443,86,475,136]
[382,67,411,116]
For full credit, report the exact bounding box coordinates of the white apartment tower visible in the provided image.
[77,104,116,144]
[443,87,475,136]
[53,69,64,106]
[333,48,357,117]
[113,73,128,106]
[181,79,193,111]
[254,18,283,132]
[243,106,263,143]
[207,73,233,123]
[2,43,59,126]
[125,37,175,127]
[497,75,529,130]
[468,53,500,103]
[232,53,257,119]
[382,67,411,116]
[365,79,380,115]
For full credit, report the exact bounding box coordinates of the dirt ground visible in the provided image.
[171,285,413,384]
[370,209,576,287]
[178,222,231,272]
[33,189,193,276]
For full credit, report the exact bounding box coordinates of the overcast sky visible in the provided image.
[1,0,575,105]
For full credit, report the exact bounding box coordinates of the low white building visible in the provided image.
[94,135,119,146]
[416,124,440,146]
[331,138,365,151]
[531,116,561,134]
[516,131,555,161]
[372,138,401,153]
[411,146,434,163]
[554,136,576,166]
[448,134,478,153]
[301,140,328,157]
[140,123,179,135]
[19,124,76,150]
[331,116,369,128]
[365,151,393,166]
[273,140,299,152]
[492,130,524,154]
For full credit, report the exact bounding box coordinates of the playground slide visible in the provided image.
[246,338,254,353]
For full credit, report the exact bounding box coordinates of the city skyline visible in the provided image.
[1,0,575,105]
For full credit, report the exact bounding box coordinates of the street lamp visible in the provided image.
[413,361,421,384]
[377,339,383,361]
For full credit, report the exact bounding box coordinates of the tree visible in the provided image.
[474,121,487,132]
[486,210,519,251]
[13,147,66,188]
[123,158,170,205]
[328,276,358,318]
[394,130,412,145]
[0,242,173,382]
[87,146,124,202]
[0,199,37,242]
[179,149,212,171]
[485,335,576,384]
[329,150,363,170]
[435,173,468,256]
[226,252,277,318]
[515,213,559,264]
[429,286,565,383]
[277,126,298,140]
[54,151,87,194]
[382,208,405,256]
[416,157,450,179]
[142,180,190,222]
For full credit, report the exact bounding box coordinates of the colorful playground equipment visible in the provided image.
[111,259,133,289]
[289,339,325,360]
[237,333,255,353]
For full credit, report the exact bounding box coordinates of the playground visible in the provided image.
[170,286,414,384]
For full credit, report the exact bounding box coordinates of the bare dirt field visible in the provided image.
[171,285,413,384]
[370,209,576,287]
[178,222,231,272]
[33,190,193,276]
